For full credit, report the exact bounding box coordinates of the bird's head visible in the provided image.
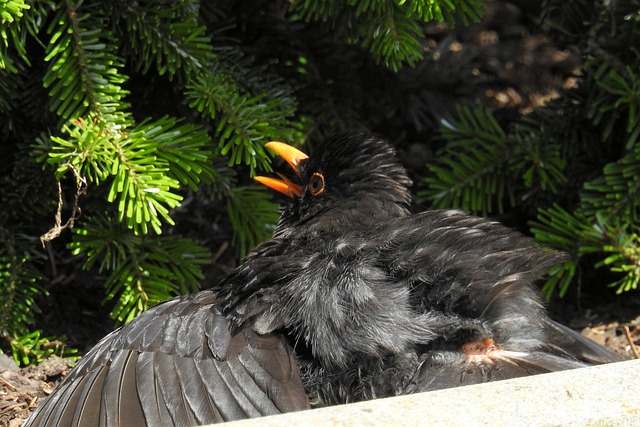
[256,132,412,237]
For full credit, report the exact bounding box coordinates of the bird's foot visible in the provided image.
[462,337,498,365]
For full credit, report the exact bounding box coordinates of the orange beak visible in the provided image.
[255,141,309,198]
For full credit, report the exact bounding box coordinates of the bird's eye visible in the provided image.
[309,172,325,196]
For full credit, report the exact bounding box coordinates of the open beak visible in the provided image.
[255,141,309,198]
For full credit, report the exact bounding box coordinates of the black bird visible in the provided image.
[25,132,622,426]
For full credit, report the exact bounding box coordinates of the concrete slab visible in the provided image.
[217,359,640,427]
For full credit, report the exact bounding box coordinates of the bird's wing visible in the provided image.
[405,346,591,392]
[540,317,625,364]
[366,210,624,392]
[24,291,309,427]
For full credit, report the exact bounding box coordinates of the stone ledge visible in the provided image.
[217,359,640,427]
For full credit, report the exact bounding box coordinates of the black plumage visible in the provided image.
[25,132,623,426]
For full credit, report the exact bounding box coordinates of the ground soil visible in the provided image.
[2,1,639,426]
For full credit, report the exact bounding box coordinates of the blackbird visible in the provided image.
[25,132,622,426]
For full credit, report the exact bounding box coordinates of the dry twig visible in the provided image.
[623,325,640,359]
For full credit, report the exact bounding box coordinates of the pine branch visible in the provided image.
[420,105,512,215]
[289,0,345,22]
[43,0,129,121]
[103,235,208,324]
[197,158,239,202]
[185,66,299,175]
[0,231,43,336]
[106,0,216,79]
[226,186,280,258]
[579,145,640,223]
[598,227,640,294]
[362,6,424,71]
[0,69,18,111]
[155,122,216,191]
[510,120,567,194]
[0,143,57,230]
[290,0,486,71]
[7,330,78,367]
[397,0,486,24]
[1,0,30,24]
[69,215,210,324]
[47,116,214,234]
[0,0,32,73]
[531,203,640,297]
[590,64,640,149]
[529,204,603,297]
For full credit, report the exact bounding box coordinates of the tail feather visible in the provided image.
[541,318,625,364]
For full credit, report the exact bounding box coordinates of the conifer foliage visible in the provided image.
[422,0,640,298]
[0,0,485,364]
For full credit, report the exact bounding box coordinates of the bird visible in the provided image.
[25,131,623,426]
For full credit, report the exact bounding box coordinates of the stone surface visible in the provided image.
[218,359,640,427]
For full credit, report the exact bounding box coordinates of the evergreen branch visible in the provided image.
[290,0,347,22]
[0,0,31,72]
[395,0,448,21]
[0,68,19,112]
[291,0,486,71]
[540,261,577,300]
[47,118,122,185]
[424,105,569,215]
[349,0,392,16]
[70,215,209,324]
[108,0,215,79]
[0,141,57,228]
[1,0,30,23]
[48,116,214,235]
[293,0,425,72]
[104,235,209,324]
[294,0,485,25]
[185,69,298,175]
[598,227,640,294]
[510,124,567,193]
[194,163,280,258]
[105,122,183,235]
[396,0,486,24]
[42,0,129,121]
[226,186,280,258]
[360,5,424,71]
[154,121,216,191]
[0,231,43,337]
[579,145,640,223]
[531,204,640,297]
[529,204,603,297]
[6,330,78,367]
[420,105,512,215]
[587,60,640,150]
[593,66,640,149]
[196,157,239,202]
[530,204,603,255]
[68,213,139,272]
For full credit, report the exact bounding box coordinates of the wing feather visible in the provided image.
[102,351,146,427]
[23,291,309,427]
[174,357,224,424]
[154,352,199,427]
[70,366,107,426]
[210,353,262,419]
